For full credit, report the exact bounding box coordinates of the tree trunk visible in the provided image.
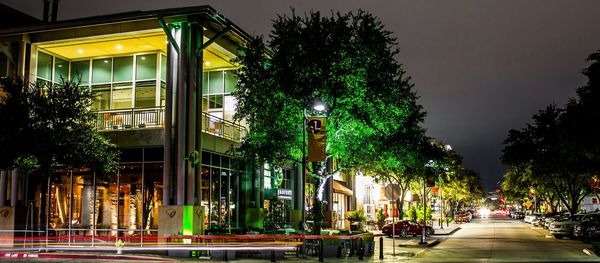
[311,161,323,235]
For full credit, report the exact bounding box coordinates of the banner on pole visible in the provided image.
[307,117,326,162]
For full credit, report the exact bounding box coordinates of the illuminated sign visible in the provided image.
[277,189,293,200]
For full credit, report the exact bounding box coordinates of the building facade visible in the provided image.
[0,5,355,241]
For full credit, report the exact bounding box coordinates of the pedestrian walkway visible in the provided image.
[0,225,464,262]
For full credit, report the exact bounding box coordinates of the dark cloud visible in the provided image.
[3,0,600,190]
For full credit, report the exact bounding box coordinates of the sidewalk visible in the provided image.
[0,225,463,262]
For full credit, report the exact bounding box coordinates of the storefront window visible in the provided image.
[0,53,7,77]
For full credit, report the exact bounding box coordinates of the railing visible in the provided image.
[94,107,247,143]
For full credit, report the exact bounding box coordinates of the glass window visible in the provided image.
[160,54,167,81]
[135,80,156,108]
[136,54,157,80]
[71,61,90,84]
[223,95,236,121]
[160,82,166,107]
[212,154,221,167]
[120,148,143,162]
[54,57,68,82]
[209,95,223,109]
[202,72,209,95]
[144,147,164,162]
[92,58,112,84]
[210,168,221,226]
[143,163,163,230]
[112,83,132,109]
[91,84,111,110]
[37,52,53,81]
[0,53,7,77]
[113,56,133,82]
[202,151,211,165]
[224,70,237,93]
[208,71,224,94]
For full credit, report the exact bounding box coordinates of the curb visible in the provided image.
[435,227,461,236]
[583,248,596,256]
[427,239,441,247]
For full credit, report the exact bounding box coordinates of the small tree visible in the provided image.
[0,78,118,228]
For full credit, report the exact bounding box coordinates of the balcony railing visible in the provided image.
[94,107,247,143]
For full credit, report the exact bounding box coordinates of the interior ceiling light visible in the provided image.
[116,44,123,50]
[140,56,146,60]
[204,61,211,66]
[77,49,84,54]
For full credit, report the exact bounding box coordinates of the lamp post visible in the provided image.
[421,160,435,245]
[419,175,427,245]
[302,98,327,233]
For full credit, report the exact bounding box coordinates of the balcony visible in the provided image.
[94,107,247,143]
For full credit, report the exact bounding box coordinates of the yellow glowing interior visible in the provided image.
[37,32,236,70]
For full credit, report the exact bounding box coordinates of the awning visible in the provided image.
[333,180,353,196]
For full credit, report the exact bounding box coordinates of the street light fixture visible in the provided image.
[301,97,327,233]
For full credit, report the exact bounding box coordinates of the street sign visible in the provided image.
[384,184,401,200]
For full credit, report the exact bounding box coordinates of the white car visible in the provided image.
[524,213,541,224]
[549,214,597,239]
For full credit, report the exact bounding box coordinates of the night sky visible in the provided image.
[3,0,600,191]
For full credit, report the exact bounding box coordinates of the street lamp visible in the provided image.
[301,98,327,232]
[421,160,435,245]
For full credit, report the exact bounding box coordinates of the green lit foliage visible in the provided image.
[346,208,367,223]
[233,10,423,170]
[233,10,426,234]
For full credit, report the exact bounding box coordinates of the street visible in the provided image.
[413,212,597,262]
[0,212,599,262]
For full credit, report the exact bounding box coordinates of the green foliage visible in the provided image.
[232,10,424,170]
[347,208,367,223]
[0,78,118,175]
[415,204,432,221]
[233,10,427,234]
[501,51,600,215]
[375,208,386,223]
[407,205,417,221]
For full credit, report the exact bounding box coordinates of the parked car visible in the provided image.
[525,213,546,224]
[456,212,473,223]
[572,214,600,243]
[381,220,434,237]
[544,213,570,229]
[510,211,525,219]
[532,214,553,227]
[549,213,598,239]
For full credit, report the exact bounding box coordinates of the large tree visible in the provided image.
[233,10,424,233]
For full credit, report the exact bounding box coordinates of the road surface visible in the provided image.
[414,212,597,262]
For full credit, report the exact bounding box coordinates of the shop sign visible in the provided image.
[307,117,326,161]
[277,189,293,200]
